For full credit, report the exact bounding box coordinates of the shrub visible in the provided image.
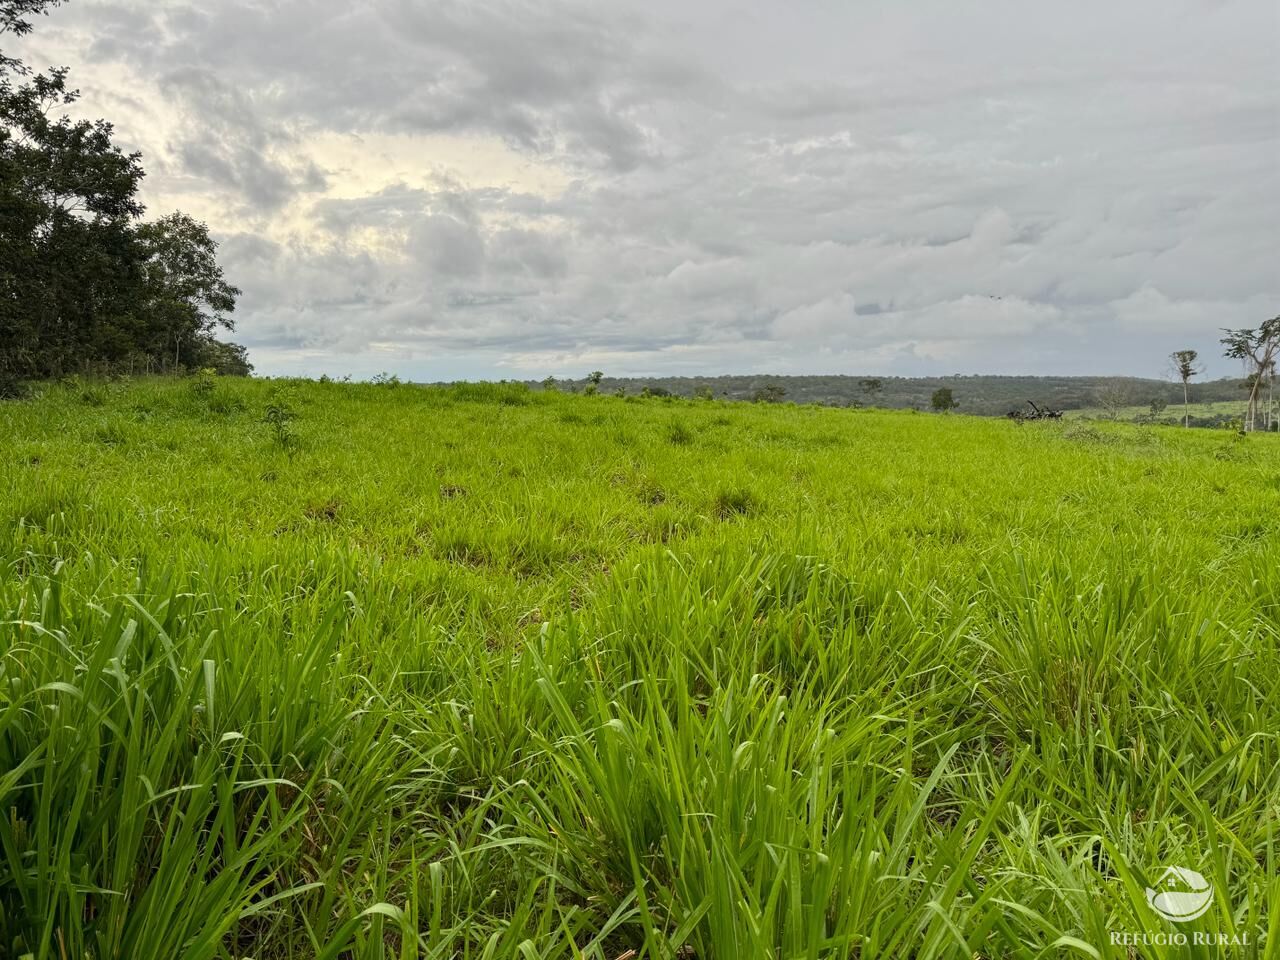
[263,392,299,450]
[189,369,217,398]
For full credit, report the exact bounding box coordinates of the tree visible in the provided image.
[1,2,62,73]
[1094,381,1129,420]
[136,213,240,368]
[930,387,958,412]
[191,337,252,376]
[1,2,249,382]
[1264,358,1277,431]
[584,369,603,395]
[1169,349,1202,428]
[1,65,147,378]
[752,383,786,403]
[1221,316,1280,432]
[859,378,883,402]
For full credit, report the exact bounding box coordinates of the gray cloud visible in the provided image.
[156,66,328,212]
[13,0,1279,378]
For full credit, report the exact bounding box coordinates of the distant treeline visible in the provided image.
[529,374,1249,418]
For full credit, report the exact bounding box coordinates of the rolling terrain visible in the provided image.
[0,377,1276,958]
[522,374,1252,418]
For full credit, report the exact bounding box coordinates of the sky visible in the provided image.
[13,0,1280,381]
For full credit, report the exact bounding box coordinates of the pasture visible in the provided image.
[0,377,1276,958]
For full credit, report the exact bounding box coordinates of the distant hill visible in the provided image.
[530,374,1248,418]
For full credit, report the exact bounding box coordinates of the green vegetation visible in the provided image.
[929,387,958,412]
[1,2,247,387]
[1066,400,1258,429]
[531,374,1251,417]
[1,377,1276,958]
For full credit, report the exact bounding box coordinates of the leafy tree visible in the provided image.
[859,378,883,402]
[752,384,785,403]
[135,212,240,368]
[930,387,958,412]
[541,375,557,391]
[1221,316,1280,432]
[1169,349,1202,427]
[1,1,248,382]
[584,369,603,395]
[190,338,252,376]
[1,1,62,73]
[1,64,146,377]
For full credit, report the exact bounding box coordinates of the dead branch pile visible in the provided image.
[1006,400,1064,423]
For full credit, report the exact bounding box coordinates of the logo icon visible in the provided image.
[1145,867,1214,922]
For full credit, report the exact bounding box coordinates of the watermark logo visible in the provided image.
[1109,864,1250,949]
[1145,866,1214,922]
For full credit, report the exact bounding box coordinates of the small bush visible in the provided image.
[187,369,245,415]
[189,369,217,398]
[263,392,299,451]
[1214,437,1254,462]
[636,478,666,506]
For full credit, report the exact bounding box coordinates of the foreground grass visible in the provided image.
[0,376,1277,959]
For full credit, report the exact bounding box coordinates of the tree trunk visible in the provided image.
[1183,380,1189,428]
[1245,368,1261,432]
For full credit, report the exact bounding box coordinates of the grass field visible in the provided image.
[1064,401,1263,428]
[1,376,1277,959]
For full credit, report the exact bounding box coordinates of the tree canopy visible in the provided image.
[1,0,248,386]
[1220,316,1280,432]
[930,387,958,412]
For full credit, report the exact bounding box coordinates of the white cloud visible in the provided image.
[11,0,1277,379]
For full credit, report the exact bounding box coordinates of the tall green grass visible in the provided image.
[0,376,1276,958]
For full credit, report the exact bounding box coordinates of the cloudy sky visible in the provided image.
[15,0,1280,380]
